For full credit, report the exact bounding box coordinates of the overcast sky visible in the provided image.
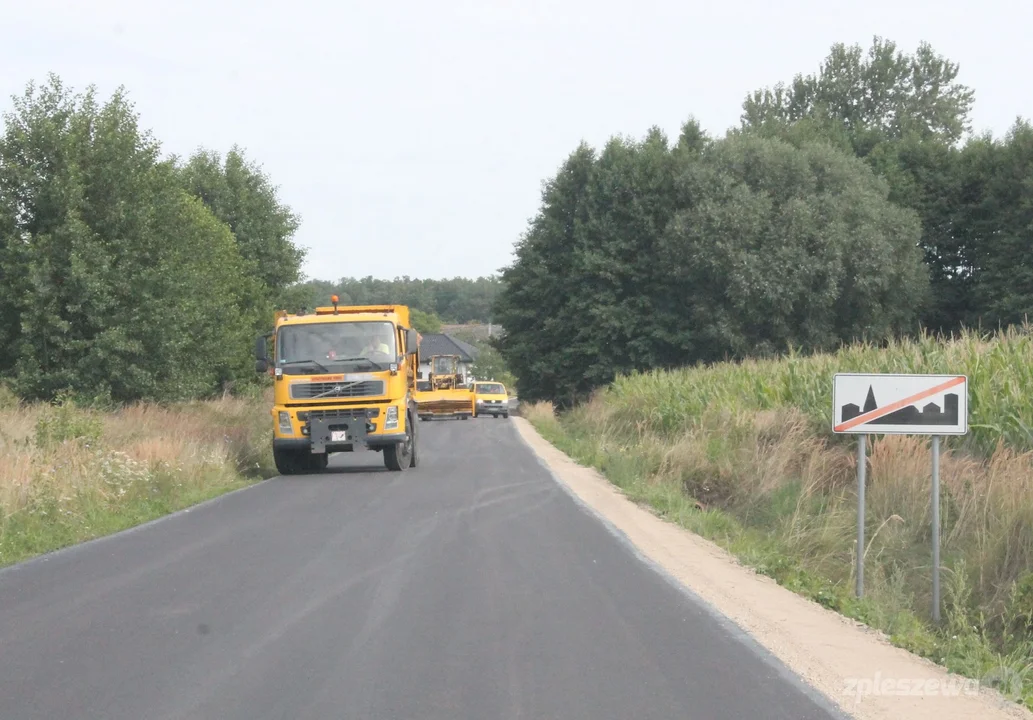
[3,0,1030,284]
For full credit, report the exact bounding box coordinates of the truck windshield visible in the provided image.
[477,383,505,394]
[277,321,396,372]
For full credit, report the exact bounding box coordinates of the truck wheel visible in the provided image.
[274,447,326,475]
[273,447,301,475]
[384,421,414,471]
[408,413,419,468]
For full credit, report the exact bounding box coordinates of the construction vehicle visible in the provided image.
[254,298,421,474]
[414,354,475,420]
[471,380,510,418]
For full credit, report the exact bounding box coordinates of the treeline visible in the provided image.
[494,37,1033,405]
[0,74,305,403]
[284,276,503,326]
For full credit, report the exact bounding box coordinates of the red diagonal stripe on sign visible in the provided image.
[834,376,965,432]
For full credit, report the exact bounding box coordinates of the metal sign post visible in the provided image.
[931,435,941,624]
[856,435,866,598]
[833,374,967,618]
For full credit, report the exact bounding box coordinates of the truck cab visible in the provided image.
[255,300,420,474]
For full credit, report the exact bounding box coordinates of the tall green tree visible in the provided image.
[494,143,597,405]
[660,134,929,361]
[494,128,930,404]
[741,36,975,152]
[0,74,260,402]
[969,120,1033,327]
[176,147,305,297]
[740,37,978,334]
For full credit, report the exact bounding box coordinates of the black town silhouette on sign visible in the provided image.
[841,386,960,426]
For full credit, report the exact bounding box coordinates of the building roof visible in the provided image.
[418,333,479,363]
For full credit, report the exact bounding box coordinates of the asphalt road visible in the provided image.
[0,417,848,720]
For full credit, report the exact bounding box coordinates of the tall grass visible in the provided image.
[606,325,1033,456]
[0,388,275,567]
[525,325,1033,709]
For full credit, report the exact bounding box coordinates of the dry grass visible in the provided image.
[0,390,274,566]
[525,326,1033,708]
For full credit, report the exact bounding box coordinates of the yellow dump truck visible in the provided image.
[255,299,421,474]
[414,354,475,420]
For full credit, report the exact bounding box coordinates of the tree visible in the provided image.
[968,120,1033,328]
[741,36,975,152]
[282,275,505,323]
[493,143,598,405]
[469,341,516,388]
[410,308,442,333]
[176,147,305,298]
[0,75,260,402]
[739,37,979,334]
[494,127,930,405]
[660,134,929,361]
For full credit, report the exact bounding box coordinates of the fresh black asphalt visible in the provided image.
[0,416,849,719]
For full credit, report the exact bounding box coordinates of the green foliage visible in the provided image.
[469,341,516,388]
[496,35,1032,406]
[969,120,1033,329]
[34,395,103,449]
[284,275,503,324]
[662,134,929,360]
[493,142,598,406]
[739,37,1033,337]
[740,35,975,148]
[602,324,1033,456]
[0,74,263,403]
[410,308,442,333]
[174,147,305,297]
[494,126,929,405]
[0,383,19,410]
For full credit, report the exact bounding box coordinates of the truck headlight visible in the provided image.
[278,411,293,435]
[385,405,399,430]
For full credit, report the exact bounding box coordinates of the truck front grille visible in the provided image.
[290,380,385,400]
[297,408,380,422]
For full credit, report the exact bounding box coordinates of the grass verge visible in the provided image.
[523,326,1033,710]
[0,386,275,568]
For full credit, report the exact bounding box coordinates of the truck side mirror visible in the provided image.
[254,335,269,374]
[405,328,419,355]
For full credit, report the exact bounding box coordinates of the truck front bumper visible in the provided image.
[476,400,508,415]
[274,406,408,454]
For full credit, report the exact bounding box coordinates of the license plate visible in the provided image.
[331,430,348,442]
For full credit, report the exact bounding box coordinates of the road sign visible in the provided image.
[835,372,967,620]
[832,373,968,435]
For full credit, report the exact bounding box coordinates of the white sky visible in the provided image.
[2,0,1030,283]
